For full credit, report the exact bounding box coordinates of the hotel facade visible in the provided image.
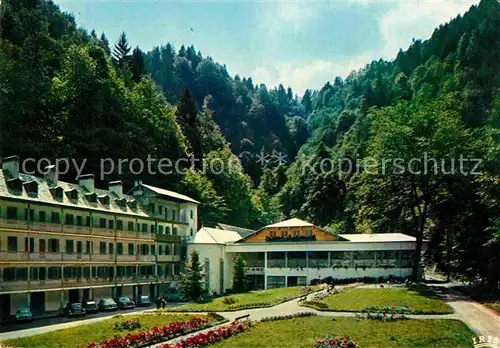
[189,219,422,294]
[0,156,198,320]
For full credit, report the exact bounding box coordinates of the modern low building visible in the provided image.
[0,156,198,320]
[188,218,422,294]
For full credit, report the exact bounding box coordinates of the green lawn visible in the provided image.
[3,313,217,348]
[213,317,474,348]
[167,286,320,312]
[302,287,453,314]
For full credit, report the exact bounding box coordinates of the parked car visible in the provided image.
[135,295,151,307]
[115,296,135,310]
[98,298,118,311]
[15,308,33,322]
[82,299,99,314]
[62,303,86,317]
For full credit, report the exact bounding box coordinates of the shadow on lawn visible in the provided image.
[407,284,447,301]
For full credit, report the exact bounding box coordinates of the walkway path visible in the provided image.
[149,289,460,347]
[2,285,497,344]
[429,284,499,337]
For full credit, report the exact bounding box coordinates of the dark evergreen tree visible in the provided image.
[180,249,203,301]
[112,31,131,66]
[131,46,145,83]
[232,254,247,293]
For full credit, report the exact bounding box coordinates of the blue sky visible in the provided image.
[57,0,478,94]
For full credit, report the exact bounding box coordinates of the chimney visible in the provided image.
[1,155,20,179]
[109,180,123,197]
[79,174,95,192]
[44,165,58,186]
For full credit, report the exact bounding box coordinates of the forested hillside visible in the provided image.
[277,0,499,284]
[144,45,309,184]
[0,0,498,285]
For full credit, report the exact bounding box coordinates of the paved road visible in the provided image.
[0,302,185,339]
[2,285,498,345]
[428,284,500,338]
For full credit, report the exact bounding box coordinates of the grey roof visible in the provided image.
[217,223,255,238]
[191,227,242,244]
[140,183,199,204]
[338,233,416,243]
[1,170,149,218]
[265,218,314,228]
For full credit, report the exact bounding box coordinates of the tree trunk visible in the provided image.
[412,202,428,282]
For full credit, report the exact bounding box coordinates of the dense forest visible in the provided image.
[0,0,498,285]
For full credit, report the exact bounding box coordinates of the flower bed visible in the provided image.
[355,312,407,321]
[361,306,412,314]
[300,300,329,310]
[260,312,317,322]
[315,336,357,348]
[87,317,219,348]
[160,321,252,348]
[114,319,141,331]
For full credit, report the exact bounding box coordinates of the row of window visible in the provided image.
[2,207,184,234]
[2,264,181,281]
[148,203,194,222]
[3,236,180,256]
[269,230,314,238]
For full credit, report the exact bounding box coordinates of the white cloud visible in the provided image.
[379,0,478,59]
[252,0,479,94]
[260,1,322,34]
[252,52,375,95]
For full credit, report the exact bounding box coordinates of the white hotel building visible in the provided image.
[188,219,423,293]
[0,156,198,320]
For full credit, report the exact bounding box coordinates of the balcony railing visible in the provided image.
[91,254,115,262]
[63,253,91,262]
[308,259,329,268]
[30,222,62,233]
[267,260,286,268]
[156,234,181,243]
[138,255,155,262]
[92,228,115,237]
[116,254,137,262]
[0,218,29,230]
[0,251,30,261]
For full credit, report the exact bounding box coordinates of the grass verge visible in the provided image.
[166,286,321,312]
[301,286,453,314]
[3,313,219,348]
[212,316,474,348]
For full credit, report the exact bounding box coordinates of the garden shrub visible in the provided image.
[315,336,357,348]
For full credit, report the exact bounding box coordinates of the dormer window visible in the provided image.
[115,198,127,209]
[23,181,39,197]
[98,195,110,206]
[127,200,138,210]
[66,189,78,202]
[50,187,64,200]
[6,177,23,193]
[86,192,98,203]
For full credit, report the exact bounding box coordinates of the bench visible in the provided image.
[234,314,250,322]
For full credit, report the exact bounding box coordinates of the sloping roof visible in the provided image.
[265,218,314,228]
[191,227,242,244]
[0,170,149,217]
[217,223,255,238]
[141,183,199,204]
[339,233,416,243]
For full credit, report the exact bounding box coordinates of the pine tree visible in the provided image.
[301,89,312,114]
[176,88,203,168]
[131,46,145,82]
[99,32,110,55]
[112,31,131,66]
[232,254,247,293]
[180,249,203,301]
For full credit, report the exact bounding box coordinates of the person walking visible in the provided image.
[156,296,162,309]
